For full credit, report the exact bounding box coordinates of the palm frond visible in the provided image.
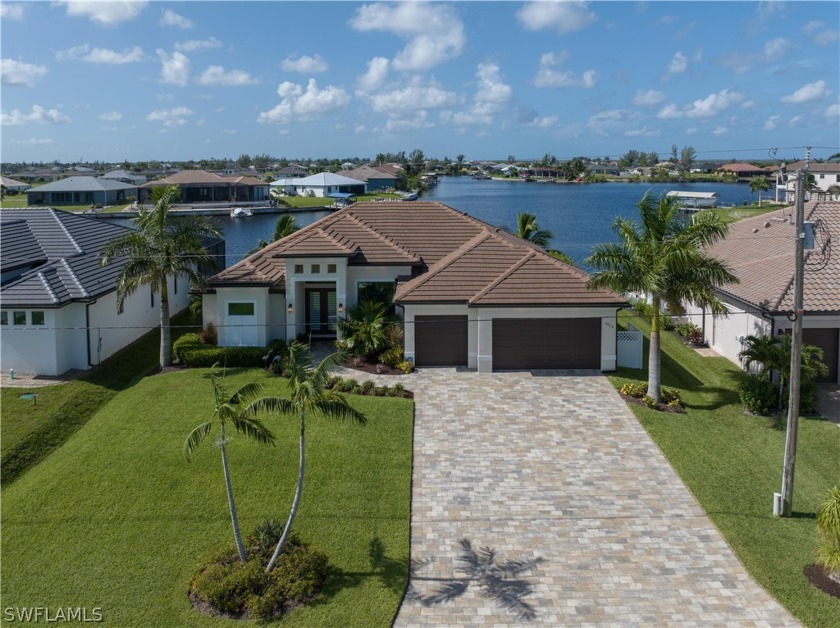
[230,415,276,446]
[313,395,367,425]
[230,381,264,404]
[183,422,212,460]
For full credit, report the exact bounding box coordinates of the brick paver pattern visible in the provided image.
[370,368,799,627]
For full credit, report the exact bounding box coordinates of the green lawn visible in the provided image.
[707,203,786,223]
[0,367,413,626]
[610,311,840,627]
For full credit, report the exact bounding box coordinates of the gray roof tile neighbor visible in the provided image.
[27,176,138,192]
[0,208,135,307]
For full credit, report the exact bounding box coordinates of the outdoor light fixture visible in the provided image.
[338,303,344,313]
[287,303,293,314]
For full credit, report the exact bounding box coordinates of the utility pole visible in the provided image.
[777,147,810,517]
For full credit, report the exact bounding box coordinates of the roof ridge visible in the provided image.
[396,231,491,297]
[265,210,347,257]
[468,250,536,305]
[61,257,88,297]
[51,209,83,255]
[343,211,419,261]
[773,272,796,310]
[301,226,356,253]
[37,269,59,304]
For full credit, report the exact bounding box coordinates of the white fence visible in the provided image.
[617,323,643,369]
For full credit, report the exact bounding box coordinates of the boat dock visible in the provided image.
[92,203,331,219]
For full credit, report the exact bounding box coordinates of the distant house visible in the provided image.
[269,178,299,195]
[690,162,718,174]
[292,172,366,198]
[275,165,308,178]
[101,169,147,186]
[26,176,137,206]
[683,201,839,383]
[138,170,269,204]
[0,209,193,376]
[336,165,399,191]
[587,163,620,176]
[772,161,840,198]
[0,176,31,192]
[717,163,769,178]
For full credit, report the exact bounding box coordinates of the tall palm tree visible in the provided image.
[749,176,771,207]
[514,212,553,248]
[586,192,738,401]
[100,185,220,368]
[252,213,300,251]
[184,368,280,561]
[265,342,366,572]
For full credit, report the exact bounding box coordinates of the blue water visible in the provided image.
[109,178,753,268]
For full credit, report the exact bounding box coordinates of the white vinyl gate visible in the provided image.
[617,323,643,369]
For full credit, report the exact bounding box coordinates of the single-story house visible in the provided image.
[274,165,309,178]
[202,201,627,372]
[269,178,299,195]
[292,172,366,198]
[1,176,31,192]
[587,164,620,176]
[684,201,839,383]
[139,170,269,204]
[336,165,399,191]
[101,169,147,186]
[0,208,191,376]
[717,163,769,178]
[26,176,137,206]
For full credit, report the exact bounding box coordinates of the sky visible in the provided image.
[1,1,838,164]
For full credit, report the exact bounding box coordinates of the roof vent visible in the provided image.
[764,222,771,228]
[753,228,759,233]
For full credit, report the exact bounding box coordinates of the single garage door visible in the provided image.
[803,328,839,383]
[414,315,468,367]
[493,318,601,371]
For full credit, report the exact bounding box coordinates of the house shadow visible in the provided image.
[406,538,545,621]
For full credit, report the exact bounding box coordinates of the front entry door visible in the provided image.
[305,288,337,335]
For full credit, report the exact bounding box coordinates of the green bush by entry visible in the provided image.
[180,346,266,368]
[738,374,777,416]
[172,333,202,362]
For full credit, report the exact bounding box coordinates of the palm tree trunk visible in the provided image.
[159,276,171,368]
[266,411,305,573]
[648,295,662,402]
[220,423,248,562]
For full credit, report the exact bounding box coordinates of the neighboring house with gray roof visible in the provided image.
[101,169,147,186]
[26,176,137,206]
[336,165,400,190]
[0,209,191,375]
[683,201,839,383]
[203,201,626,372]
[1,176,31,192]
[292,172,367,198]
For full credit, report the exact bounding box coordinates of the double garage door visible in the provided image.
[413,316,601,370]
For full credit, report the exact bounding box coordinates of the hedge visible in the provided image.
[172,333,202,362]
[180,346,266,368]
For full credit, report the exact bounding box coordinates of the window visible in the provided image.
[13,311,26,325]
[228,302,255,316]
[327,264,337,273]
[311,264,320,273]
[151,291,155,308]
[1,311,7,325]
[173,275,178,295]
[31,311,45,325]
[294,264,304,273]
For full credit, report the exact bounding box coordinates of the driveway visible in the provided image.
[386,368,797,626]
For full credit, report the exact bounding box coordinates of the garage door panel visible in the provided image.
[803,328,839,383]
[493,318,600,370]
[415,315,468,367]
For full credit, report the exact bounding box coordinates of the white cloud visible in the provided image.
[763,114,780,130]
[1,105,71,126]
[587,109,638,135]
[826,102,840,118]
[666,51,687,76]
[719,37,795,74]
[222,129,236,135]
[385,111,434,133]
[741,100,755,109]
[157,50,190,86]
[156,93,174,102]
[1,59,48,87]
[98,111,122,122]
[533,52,596,89]
[196,66,258,86]
[145,106,193,127]
[802,20,840,45]
[11,137,54,145]
[712,126,728,136]
[174,37,221,53]
[657,89,745,119]
[350,2,465,71]
[624,127,659,137]
[526,115,558,129]
[517,1,597,33]
[356,57,390,94]
[632,89,665,106]
[58,0,148,25]
[282,54,328,74]
[789,115,803,127]
[160,9,192,29]
[474,63,512,104]
[762,37,791,61]
[0,4,24,20]
[369,83,458,114]
[57,44,145,64]
[257,79,350,124]
[781,80,828,104]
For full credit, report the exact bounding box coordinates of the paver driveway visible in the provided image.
[390,369,797,626]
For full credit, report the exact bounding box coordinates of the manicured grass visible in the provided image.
[708,203,786,223]
[610,311,840,627]
[1,311,200,486]
[0,198,133,212]
[1,367,413,626]
[279,196,334,208]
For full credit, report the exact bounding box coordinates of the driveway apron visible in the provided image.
[393,369,798,626]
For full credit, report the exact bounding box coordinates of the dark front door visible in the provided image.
[306,288,337,335]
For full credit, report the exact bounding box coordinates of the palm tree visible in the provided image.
[335,299,391,361]
[749,176,771,207]
[252,213,300,252]
[586,192,738,401]
[265,343,366,572]
[100,185,220,368]
[184,368,280,561]
[513,212,553,248]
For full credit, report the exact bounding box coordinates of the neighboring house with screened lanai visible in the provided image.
[202,201,627,373]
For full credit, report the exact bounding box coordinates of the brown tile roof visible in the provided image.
[223,175,268,185]
[336,165,396,181]
[209,201,626,307]
[708,201,840,313]
[718,163,768,174]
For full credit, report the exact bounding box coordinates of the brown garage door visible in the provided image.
[414,315,468,367]
[803,328,839,383]
[493,318,601,370]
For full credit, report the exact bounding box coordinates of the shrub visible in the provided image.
[738,374,777,416]
[660,388,683,409]
[379,346,403,368]
[325,376,341,390]
[181,346,266,368]
[674,323,694,338]
[192,555,267,615]
[641,395,658,409]
[374,385,389,397]
[337,378,357,393]
[199,322,217,346]
[389,383,406,397]
[397,360,415,374]
[359,380,375,395]
[252,519,285,551]
[173,333,202,362]
[687,327,705,346]
[782,379,820,415]
[816,486,840,579]
[267,338,287,355]
[620,381,647,398]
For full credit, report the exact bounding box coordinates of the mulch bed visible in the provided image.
[618,392,686,414]
[341,358,406,376]
[804,564,840,599]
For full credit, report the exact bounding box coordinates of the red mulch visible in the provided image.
[341,357,406,376]
[804,564,840,599]
[618,392,686,414]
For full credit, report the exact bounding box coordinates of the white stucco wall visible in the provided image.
[2,308,62,376]
[212,286,271,347]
